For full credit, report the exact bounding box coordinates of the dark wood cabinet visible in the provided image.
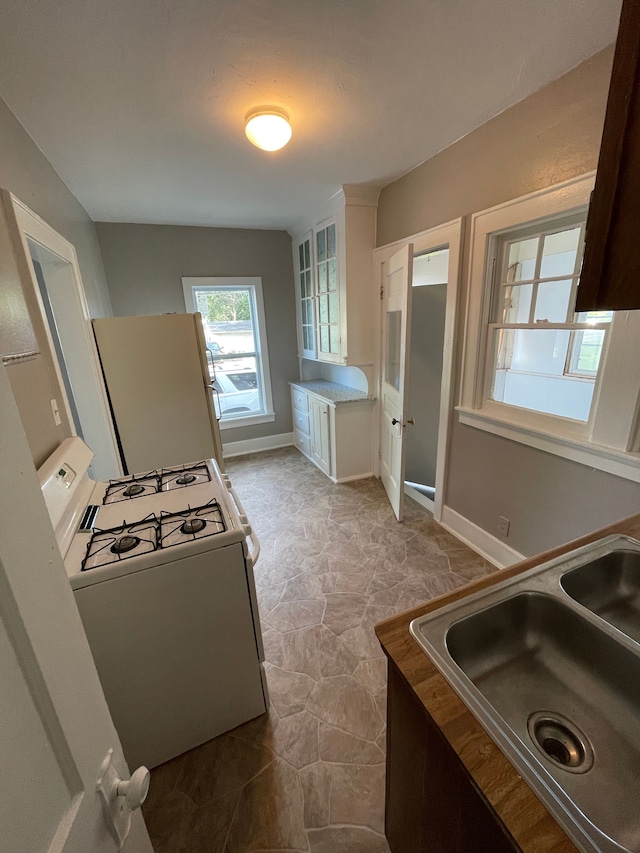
[576,0,640,311]
[385,660,520,853]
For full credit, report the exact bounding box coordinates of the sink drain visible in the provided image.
[527,711,594,774]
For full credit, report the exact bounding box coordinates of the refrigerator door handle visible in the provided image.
[204,348,216,380]
[205,384,221,420]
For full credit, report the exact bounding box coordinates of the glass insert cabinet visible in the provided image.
[295,221,342,363]
[292,186,380,367]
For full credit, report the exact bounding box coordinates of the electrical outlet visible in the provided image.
[497,516,510,537]
[50,398,62,426]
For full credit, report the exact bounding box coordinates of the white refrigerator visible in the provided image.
[92,313,224,474]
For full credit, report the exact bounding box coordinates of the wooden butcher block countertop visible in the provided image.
[375,512,640,853]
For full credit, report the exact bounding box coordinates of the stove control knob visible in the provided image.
[116,766,151,811]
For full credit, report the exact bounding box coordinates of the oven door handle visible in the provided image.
[224,478,260,565]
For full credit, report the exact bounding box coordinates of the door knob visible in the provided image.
[391,418,400,426]
[117,766,151,811]
[97,749,151,848]
[406,418,415,426]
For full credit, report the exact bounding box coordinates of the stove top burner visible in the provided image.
[180,517,206,534]
[81,516,160,571]
[161,463,211,491]
[176,474,196,485]
[160,501,226,548]
[81,499,227,571]
[123,484,145,497]
[103,461,211,503]
[110,535,140,554]
[103,471,160,504]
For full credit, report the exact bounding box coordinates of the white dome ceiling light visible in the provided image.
[245,107,292,152]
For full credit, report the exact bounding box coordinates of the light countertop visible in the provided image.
[290,380,376,405]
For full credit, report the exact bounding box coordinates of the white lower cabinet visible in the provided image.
[310,396,331,475]
[291,385,374,482]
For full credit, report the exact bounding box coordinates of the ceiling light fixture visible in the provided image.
[245,107,292,152]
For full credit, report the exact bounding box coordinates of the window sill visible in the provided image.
[219,411,275,431]
[457,406,640,483]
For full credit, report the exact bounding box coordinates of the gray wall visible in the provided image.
[0,96,111,319]
[0,94,112,465]
[406,284,446,489]
[95,223,299,444]
[378,46,640,556]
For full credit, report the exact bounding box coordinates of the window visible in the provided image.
[459,175,640,482]
[487,215,612,423]
[182,277,274,430]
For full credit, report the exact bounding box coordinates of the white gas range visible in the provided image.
[38,437,267,769]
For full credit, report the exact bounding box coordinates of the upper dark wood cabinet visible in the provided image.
[576,0,640,311]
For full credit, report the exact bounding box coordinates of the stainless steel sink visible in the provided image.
[410,535,640,853]
[561,550,640,643]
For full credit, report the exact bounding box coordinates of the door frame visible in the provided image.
[373,218,463,522]
[3,191,121,480]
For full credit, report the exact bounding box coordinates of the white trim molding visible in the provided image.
[459,171,640,485]
[222,431,294,459]
[4,191,122,480]
[440,505,525,569]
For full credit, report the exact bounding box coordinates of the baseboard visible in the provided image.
[404,484,434,515]
[333,471,375,484]
[222,432,295,458]
[439,505,525,569]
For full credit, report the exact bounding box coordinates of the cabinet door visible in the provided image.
[386,661,520,853]
[296,233,316,359]
[315,221,341,362]
[310,397,331,475]
[576,0,640,311]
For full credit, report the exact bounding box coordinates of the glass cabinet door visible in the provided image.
[316,222,340,358]
[297,234,316,358]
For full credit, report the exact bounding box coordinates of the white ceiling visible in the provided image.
[0,0,622,232]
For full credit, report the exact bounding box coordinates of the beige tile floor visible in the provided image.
[142,447,495,852]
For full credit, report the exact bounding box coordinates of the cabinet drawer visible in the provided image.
[293,408,310,436]
[294,429,311,457]
[291,388,309,413]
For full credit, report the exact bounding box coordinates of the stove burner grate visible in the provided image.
[102,460,211,503]
[111,535,140,554]
[160,500,226,547]
[103,471,160,504]
[161,462,211,491]
[181,517,206,534]
[81,516,159,571]
[81,499,228,571]
[123,484,145,497]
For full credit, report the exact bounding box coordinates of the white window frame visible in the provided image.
[182,276,275,430]
[458,173,640,483]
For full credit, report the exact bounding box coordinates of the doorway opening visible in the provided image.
[28,243,84,437]
[404,247,449,514]
[375,219,462,523]
[5,192,121,480]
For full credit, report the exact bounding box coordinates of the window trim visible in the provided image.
[182,276,275,430]
[460,172,640,483]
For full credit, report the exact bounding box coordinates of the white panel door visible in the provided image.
[379,244,413,520]
[0,363,153,853]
